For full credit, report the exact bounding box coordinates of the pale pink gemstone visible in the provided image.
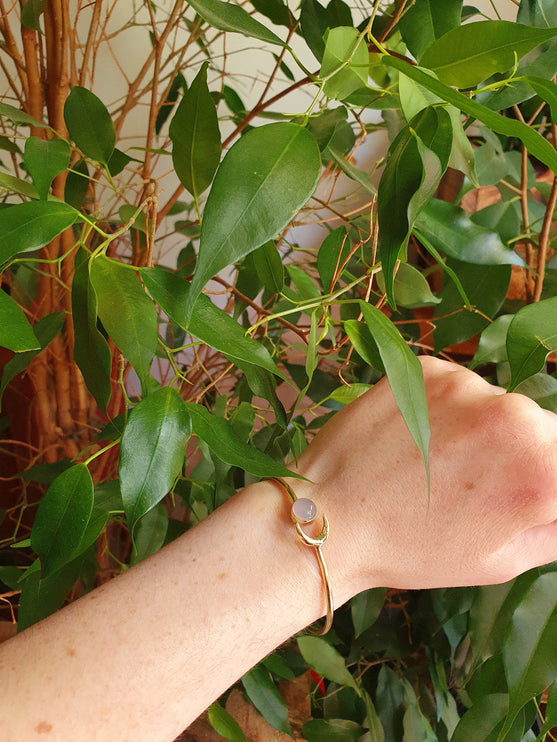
[291,498,317,524]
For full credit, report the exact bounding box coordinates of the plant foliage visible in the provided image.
[0,0,555,739]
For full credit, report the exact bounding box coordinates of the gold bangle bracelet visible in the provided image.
[268,477,334,635]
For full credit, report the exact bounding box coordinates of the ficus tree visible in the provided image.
[0,0,556,740]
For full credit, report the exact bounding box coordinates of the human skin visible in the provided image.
[1,357,556,741]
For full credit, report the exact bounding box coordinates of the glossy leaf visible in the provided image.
[0,311,64,401]
[241,665,292,735]
[515,372,557,412]
[524,75,557,120]
[0,289,39,352]
[169,62,221,200]
[320,27,368,100]
[433,262,511,352]
[326,144,375,195]
[17,553,86,631]
[207,704,247,742]
[23,137,70,200]
[518,0,557,26]
[499,572,557,739]
[359,302,430,480]
[384,57,557,173]
[250,0,294,28]
[506,297,557,391]
[402,679,438,742]
[21,0,47,30]
[72,252,112,412]
[184,402,297,478]
[155,72,186,134]
[421,21,557,88]
[378,106,452,306]
[351,587,386,637]
[90,256,158,381]
[344,319,384,372]
[376,263,440,308]
[129,503,168,565]
[317,227,350,291]
[399,0,463,60]
[451,694,509,742]
[252,241,284,294]
[64,158,90,210]
[185,123,321,320]
[300,0,329,60]
[0,201,78,265]
[187,0,284,45]
[119,387,191,532]
[302,719,364,741]
[414,199,524,266]
[0,171,38,199]
[31,464,94,578]
[140,266,284,379]
[64,86,116,164]
[298,634,358,691]
[470,315,513,369]
[0,101,49,129]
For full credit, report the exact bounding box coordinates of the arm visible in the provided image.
[2,357,556,741]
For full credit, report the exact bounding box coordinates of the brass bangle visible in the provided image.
[268,477,334,635]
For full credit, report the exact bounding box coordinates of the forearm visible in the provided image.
[1,479,355,742]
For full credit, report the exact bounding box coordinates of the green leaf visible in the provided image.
[0,201,78,265]
[402,679,438,742]
[184,402,298,478]
[537,679,557,738]
[297,635,359,692]
[421,21,557,88]
[300,0,329,61]
[384,57,557,173]
[518,0,557,27]
[376,263,440,308]
[470,315,513,369]
[378,106,451,306]
[119,387,191,533]
[524,75,557,120]
[514,372,557,412]
[18,457,73,485]
[187,0,285,45]
[17,552,86,631]
[433,262,511,353]
[90,256,158,381]
[169,62,221,201]
[359,302,430,481]
[31,464,94,578]
[23,137,70,200]
[21,0,47,30]
[262,651,296,680]
[351,587,386,637]
[451,694,509,742]
[241,665,292,736]
[252,241,284,294]
[499,572,557,739]
[129,502,168,565]
[185,122,321,320]
[344,319,384,373]
[320,27,369,101]
[0,171,38,199]
[506,297,557,391]
[317,227,350,292]
[250,0,294,28]
[207,704,247,742]
[0,311,64,401]
[0,101,49,129]
[156,72,186,135]
[64,86,116,164]
[399,0,463,61]
[414,199,524,266]
[302,718,364,741]
[72,251,112,412]
[140,266,284,379]
[0,289,39,352]
[64,158,90,210]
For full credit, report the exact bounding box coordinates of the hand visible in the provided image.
[289,357,557,596]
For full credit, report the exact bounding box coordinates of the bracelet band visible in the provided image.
[268,477,334,635]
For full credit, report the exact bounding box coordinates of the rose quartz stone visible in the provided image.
[291,498,317,524]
